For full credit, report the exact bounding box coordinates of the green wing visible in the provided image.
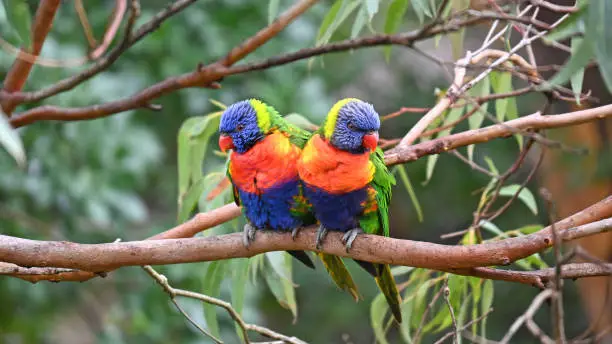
[359,148,402,322]
[267,104,312,149]
[359,148,396,236]
[225,158,241,207]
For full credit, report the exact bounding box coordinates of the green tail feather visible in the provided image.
[374,263,403,323]
[317,253,360,301]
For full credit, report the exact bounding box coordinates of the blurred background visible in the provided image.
[1,1,610,343]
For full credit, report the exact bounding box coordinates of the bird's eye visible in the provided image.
[347,122,356,131]
[236,124,245,132]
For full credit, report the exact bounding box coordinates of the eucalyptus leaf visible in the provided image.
[268,0,280,24]
[371,292,391,344]
[202,261,228,339]
[395,165,424,222]
[498,184,538,215]
[588,0,612,93]
[0,110,26,168]
[1,0,31,49]
[383,0,409,59]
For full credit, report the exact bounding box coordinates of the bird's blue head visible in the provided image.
[322,98,381,153]
[218,99,273,154]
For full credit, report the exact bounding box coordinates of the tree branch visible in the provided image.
[384,104,612,166]
[1,0,61,115]
[0,198,609,276]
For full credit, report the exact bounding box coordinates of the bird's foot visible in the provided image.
[242,223,257,247]
[315,225,329,250]
[342,228,364,253]
[291,226,302,241]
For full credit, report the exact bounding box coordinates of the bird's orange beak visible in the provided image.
[218,134,235,152]
[362,132,379,151]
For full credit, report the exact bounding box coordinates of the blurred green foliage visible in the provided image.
[0,1,600,343]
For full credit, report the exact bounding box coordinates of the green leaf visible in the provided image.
[317,0,360,45]
[371,292,390,344]
[231,258,250,341]
[177,176,208,223]
[0,110,26,167]
[498,184,538,215]
[479,219,505,238]
[411,0,433,23]
[209,99,227,110]
[570,37,586,104]
[1,0,31,49]
[263,254,298,320]
[283,113,317,131]
[351,6,368,38]
[364,0,379,20]
[588,0,612,93]
[383,0,409,59]
[481,279,493,339]
[202,261,227,339]
[391,266,415,276]
[490,71,512,122]
[317,0,343,42]
[483,156,499,176]
[424,106,465,184]
[268,0,280,24]
[545,38,594,90]
[545,4,587,42]
[395,165,424,222]
[467,75,491,160]
[265,251,295,283]
[177,112,223,218]
[517,224,543,235]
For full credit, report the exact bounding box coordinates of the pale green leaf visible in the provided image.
[0,110,26,167]
[467,76,490,160]
[395,165,424,222]
[351,6,368,38]
[268,0,280,24]
[424,106,465,184]
[371,292,390,344]
[490,71,512,122]
[481,279,493,339]
[364,0,379,20]
[411,0,433,23]
[177,176,208,223]
[498,184,538,215]
[317,0,360,45]
[209,99,227,110]
[283,113,317,131]
[231,258,250,341]
[202,261,227,339]
[483,156,499,176]
[545,38,594,89]
[570,37,586,105]
[263,254,298,320]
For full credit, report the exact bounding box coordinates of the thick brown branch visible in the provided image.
[1,0,61,114]
[0,198,609,274]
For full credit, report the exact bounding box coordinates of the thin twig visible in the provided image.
[433,308,495,344]
[143,265,307,344]
[414,285,447,344]
[442,278,458,344]
[500,289,554,344]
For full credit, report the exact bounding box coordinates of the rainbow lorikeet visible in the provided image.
[297,98,403,322]
[218,99,361,300]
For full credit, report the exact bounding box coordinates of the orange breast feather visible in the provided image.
[229,131,301,193]
[298,134,374,194]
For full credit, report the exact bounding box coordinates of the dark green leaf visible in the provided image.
[395,165,424,222]
[570,37,586,104]
[202,261,228,339]
[383,0,409,59]
[1,0,31,49]
[0,110,26,167]
[589,0,612,93]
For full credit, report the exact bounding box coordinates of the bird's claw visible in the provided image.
[291,226,302,241]
[315,225,328,250]
[243,223,257,247]
[342,228,364,253]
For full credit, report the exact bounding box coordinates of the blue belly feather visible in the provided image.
[238,178,302,230]
[303,184,369,232]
